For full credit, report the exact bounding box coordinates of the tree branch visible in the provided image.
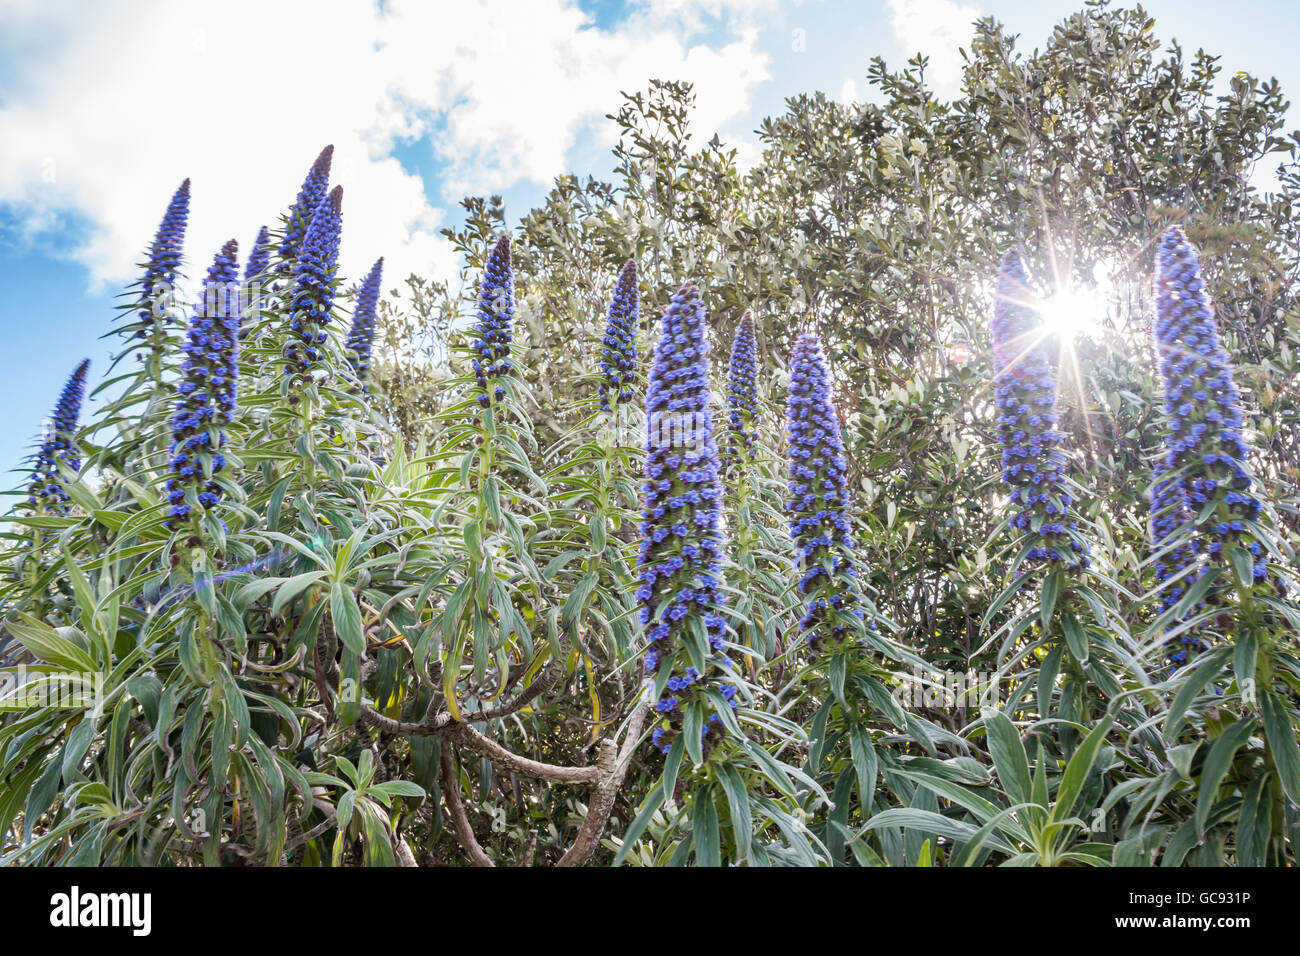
[448,723,602,785]
[440,743,494,867]
[556,698,649,867]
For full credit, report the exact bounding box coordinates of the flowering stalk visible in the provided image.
[471,235,515,408]
[1149,460,1198,630]
[598,259,638,412]
[133,178,191,345]
[164,240,240,531]
[241,225,272,338]
[1150,226,1273,661]
[278,145,333,271]
[637,283,737,757]
[26,359,90,514]
[785,333,864,650]
[283,186,343,399]
[725,311,759,474]
[345,257,384,387]
[245,225,271,282]
[990,250,1087,571]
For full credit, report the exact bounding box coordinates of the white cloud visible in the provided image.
[885,0,982,94]
[0,0,771,292]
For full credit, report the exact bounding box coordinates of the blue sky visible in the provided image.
[1,0,1298,480]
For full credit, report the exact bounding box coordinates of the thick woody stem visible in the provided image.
[555,699,649,867]
[356,705,601,785]
[358,662,561,735]
[449,724,603,784]
[358,669,647,866]
[440,743,494,868]
[395,835,419,867]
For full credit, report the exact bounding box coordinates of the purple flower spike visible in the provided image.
[135,178,191,341]
[725,310,759,472]
[471,235,514,407]
[282,185,343,394]
[26,359,90,514]
[164,240,240,530]
[346,257,384,386]
[244,225,272,282]
[989,250,1088,572]
[785,333,864,650]
[598,259,638,412]
[279,145,334,270]
[1150,226,1270,664]
[638,283,737,756]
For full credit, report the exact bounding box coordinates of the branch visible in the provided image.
[555,698,649,867]
[284,799,339,853]
[356,661,562,736]
[440,743,494,867]
[448,724,602,785]
[355,663,600,786]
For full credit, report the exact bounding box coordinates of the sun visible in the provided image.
[1040,285,1106,341]
[1041,287,1099,338]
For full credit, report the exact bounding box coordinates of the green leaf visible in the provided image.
[860,807,985,846]
[5,615,97,673]
[372,780,426,800]
[1195,717,1255,837]
[272,570,327,618]
[1233,630,1258,698]
[1060,612,1088,664]
[692,788,721,867]
[330,581,366,656]
[715,761,752,862]
[1050,715,1113,827]
[614,781,665,866]
[982,709,1032,807]
[1040,570,1060,631]
[848,723,878,809]
[829,652,847,707]
[1260,689,1300,806]
[683,701,704,767]
[1236,773,1270,867]
[1227,546,1254,589]
[1162,649,1228,743]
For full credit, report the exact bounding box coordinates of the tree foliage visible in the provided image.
[4,2,1300,867]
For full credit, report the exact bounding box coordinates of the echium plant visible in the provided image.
[598,258,638,412]
[784,333,907,869]
[1149,458,1195,609]
[1149,458,1202,660]
[1149,225,1276,661]
[25,359,90,514]
[132,178,191,344]
[725,311,759,474]
[244,225,272,282]
[283,185,343,398]
[278,145,333,270]
[785,333,864,650]
[240,225,272,339]
[636,282,738,757]
[471,235,514,407]
[989,250,1088,571]
[164,240,240,530]
[345,257,384,386]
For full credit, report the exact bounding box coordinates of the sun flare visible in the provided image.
[1041,286,1105,341]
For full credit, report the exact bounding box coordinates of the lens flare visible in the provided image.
[1041,264,1113,341]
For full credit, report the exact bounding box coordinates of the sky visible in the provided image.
[2,0,1299,480]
